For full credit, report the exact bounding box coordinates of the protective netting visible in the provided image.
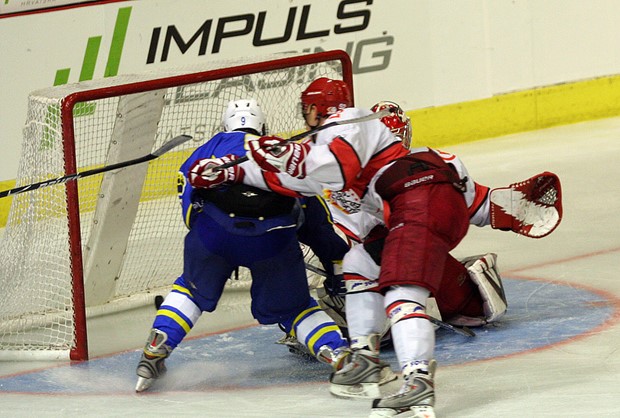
[0,51,348,359]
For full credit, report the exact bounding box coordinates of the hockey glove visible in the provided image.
[188,154,245,189]
[490,171,562,238]
[246,135,311,178]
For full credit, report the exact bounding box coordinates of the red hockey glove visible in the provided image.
[490,171,562,238]
[188,154,245,189]
[246,135,311,178]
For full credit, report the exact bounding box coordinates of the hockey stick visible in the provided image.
[307,261,476,337]
[380,313,475,339]
[427,316,476,337]
[304,262,328,277]
[0,134,193,199]
[216,107,393,170]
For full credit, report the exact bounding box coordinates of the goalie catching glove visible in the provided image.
[490,171,563,238]
[246,135,311,178]
[188,154,245,189]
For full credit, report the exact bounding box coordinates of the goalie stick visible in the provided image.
[215,107,393,171]
[0,134,193,198]
[427,316,476,337]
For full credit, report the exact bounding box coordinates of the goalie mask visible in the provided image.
[300,77,353,119]
[221,99,267,135]
[372,101,412,149]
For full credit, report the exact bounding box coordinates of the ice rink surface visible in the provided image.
[1,117,620,417]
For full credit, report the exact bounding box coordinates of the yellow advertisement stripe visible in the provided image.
[410,73,620,149]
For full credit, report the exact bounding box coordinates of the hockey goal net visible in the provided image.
[0,50,353,361]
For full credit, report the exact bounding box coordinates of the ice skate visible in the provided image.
[463,253,507,322]
[329,349,397,399]
[317,344,352,371]
[276,332,316,361]
[135,329,172,392]
[369,360,436,418]
[277,332,351,369]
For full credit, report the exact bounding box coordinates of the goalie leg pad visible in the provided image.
[317,285,347,337]
[464,253,507,322]
[490,171,562,238]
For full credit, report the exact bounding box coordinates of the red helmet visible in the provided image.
[301,77,353,118]
[371,101,412,149]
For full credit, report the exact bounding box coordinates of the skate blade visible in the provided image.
[330,381,381,399]
[135,376,154,393]
[368,405,435,418]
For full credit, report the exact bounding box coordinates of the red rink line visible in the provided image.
[505,245,620,275]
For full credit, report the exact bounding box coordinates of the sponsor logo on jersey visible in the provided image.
[404,174,434,189]
[327,189,362,214]
[286,146,305,176]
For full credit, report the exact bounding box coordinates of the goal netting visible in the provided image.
[0,50,353,361]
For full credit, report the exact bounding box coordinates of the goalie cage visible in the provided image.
[0,50,353,361]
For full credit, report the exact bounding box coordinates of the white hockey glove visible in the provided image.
[246,135,311,178]
[188,154,245,189]
[490,171,562,238]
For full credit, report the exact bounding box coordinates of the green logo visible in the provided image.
[43,7,131,150]
[54,6,132,85]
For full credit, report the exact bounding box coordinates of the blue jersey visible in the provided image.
[173,130,307,324]
[178,131,249,227]
[149,130,348,358]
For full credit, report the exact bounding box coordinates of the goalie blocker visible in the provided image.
[490,171,563,238]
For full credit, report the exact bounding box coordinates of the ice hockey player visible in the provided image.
[241,79,562,418]
[277,104,509,349]
[241,79,463,417]
[134,99,351,393]
[313,101,560,339]
[331,102,511,335]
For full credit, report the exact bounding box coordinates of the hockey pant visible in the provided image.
[151,211,347,353]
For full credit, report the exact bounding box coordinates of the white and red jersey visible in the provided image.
[242,107,404,219]
[301,108,407,213]
[241,107,491,240]
[327,147,490,241]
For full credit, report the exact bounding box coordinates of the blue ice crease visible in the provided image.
[0,278,613,394]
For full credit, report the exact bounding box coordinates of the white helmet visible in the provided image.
[221,99,267,135]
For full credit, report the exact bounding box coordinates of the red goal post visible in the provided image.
[0,50,353,361]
